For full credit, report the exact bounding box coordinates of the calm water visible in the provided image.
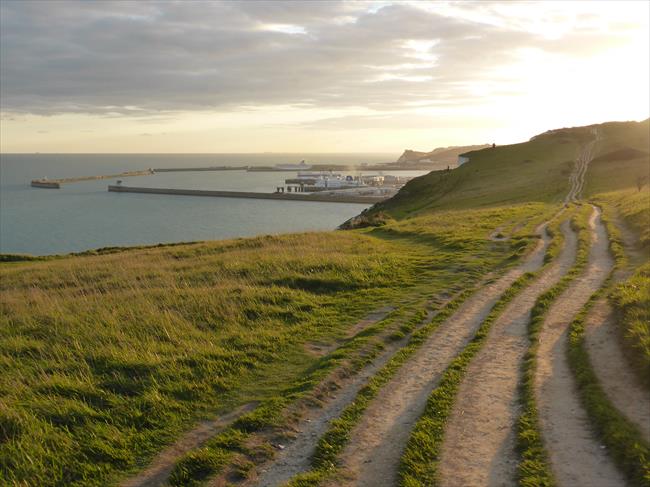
[1,154,430,256]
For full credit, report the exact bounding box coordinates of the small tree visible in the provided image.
[636,174,649,192]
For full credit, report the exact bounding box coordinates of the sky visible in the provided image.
[0,0,648,154]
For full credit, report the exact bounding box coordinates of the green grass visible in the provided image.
[592,188,649,388]
[584,119,650,198]
[352,119,648,223]
[609,263,650,390]
[3,119,648,486]
[0,203,547,487]
[592,189,650,250]
[285,291,472,486]
[164,204,548,486]
[371,136,578,217]
[567,286,650,487]
[166,303,428,485]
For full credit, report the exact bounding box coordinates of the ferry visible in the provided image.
[274,160,312,171]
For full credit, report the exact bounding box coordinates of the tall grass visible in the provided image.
[567,285,650,487]
[609,263,650,389]
[592,189,650,387]
[0,204,549,486]
[592,189,650,249]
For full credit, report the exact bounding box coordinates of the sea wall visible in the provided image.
[108,185,386,204]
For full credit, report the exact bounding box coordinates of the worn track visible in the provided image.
[584,298,650,441]
[328,226,552,486]
[437,220,577,487]
[535,207,626,487]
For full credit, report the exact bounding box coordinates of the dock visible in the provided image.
[108,185,386,204]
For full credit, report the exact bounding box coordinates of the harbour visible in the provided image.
[4,153,430,255]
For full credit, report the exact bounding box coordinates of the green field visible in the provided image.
[1,203,552,486]
[1,119,649,486]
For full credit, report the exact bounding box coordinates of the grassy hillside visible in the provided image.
[0,203,550,486]
[2,118,648,486]
[585,120,650,196]
[360,119,648,220]
[610,262,650,389]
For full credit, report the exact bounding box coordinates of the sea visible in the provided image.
[0,154,432,256]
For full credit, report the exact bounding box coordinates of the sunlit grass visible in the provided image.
[0,203,548,486]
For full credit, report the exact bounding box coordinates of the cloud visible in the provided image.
[0,1,645,118]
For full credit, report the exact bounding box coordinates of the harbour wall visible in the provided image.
[31,170,153,188]
[108,185,386,204]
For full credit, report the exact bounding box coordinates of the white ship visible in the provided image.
[274,160,313,171]
[313,174,365,189]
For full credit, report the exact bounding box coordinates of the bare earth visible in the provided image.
[331,224,551,486]
[584,298,650,442]
[535,207,626,487]
[121,402,258,487]
[123,305,396,487]
[438,220,577,487]
[245,309,427,487]
[582,207,650,442]
[242,299,455,487]
[565,128,599,204]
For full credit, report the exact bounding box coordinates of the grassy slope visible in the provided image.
[1,204,548,487]
[609,263,650,389]
[366,127,581,218]
[585,121,650,387]
[2,119,648,486]
[585,119,650,199]
[390,119,649,487]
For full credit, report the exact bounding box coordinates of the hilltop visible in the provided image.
[348,119,649,224]
[396,144,491,165]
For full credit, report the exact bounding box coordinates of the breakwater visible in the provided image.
[157,163,441,173]
[108,185,386,204]
[30,180,61,189]
[153,166,248,172]
[31,169,153,188]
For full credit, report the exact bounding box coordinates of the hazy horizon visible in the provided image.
[2,117,649,155]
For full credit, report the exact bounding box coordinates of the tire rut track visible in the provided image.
[584,298,650,442]
[121,402,258,487]
[243,307,435,487]
[535,207,626,487]
[565,129,599,205]
[329,225,552,486]
[437,219,577,487]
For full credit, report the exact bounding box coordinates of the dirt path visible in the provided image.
[236,297,468,487]
[244,307,437,487]
[437,220,577,487]
[584,299,650,441]
[536,207,626,487]
[121,402,258,487]
[123,305,396,487]
[565,129,599,205]
[328,223,552,487]
[305,306,394,357]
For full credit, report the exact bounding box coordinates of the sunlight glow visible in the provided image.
[1,1,648,153]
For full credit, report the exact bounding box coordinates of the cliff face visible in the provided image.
[396,144,491,164]
[397,150,431,163]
